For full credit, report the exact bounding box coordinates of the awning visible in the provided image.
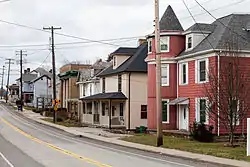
[81,92,127,100]
[168,97,189,105]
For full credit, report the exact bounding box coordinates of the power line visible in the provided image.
[193,0,249,43]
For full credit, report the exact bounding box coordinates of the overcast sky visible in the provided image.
[0,0,249,85]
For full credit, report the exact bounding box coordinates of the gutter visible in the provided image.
[217,51,221,136]
[128,72,131,130]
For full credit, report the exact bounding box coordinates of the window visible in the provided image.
[90,84,92,95]
[141,105,147,119]
[196,59,209,83]
[160,36,170,52]
[187,37,192,49]
[118,75,122,92]
[148,39,152,53]
[113,56,116,66]
[162,100,169,123]
[179,63,188,85]
[161,64,169,86]
[230,99,240,125]
[102,103,106,116]
[102,78,105,93]
[196,98,209,124]
[120,103,124,117]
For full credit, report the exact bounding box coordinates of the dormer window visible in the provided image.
[113,56,116,66]
[148,39,152,53]
[188,37,192,49]
[160,36,170,52]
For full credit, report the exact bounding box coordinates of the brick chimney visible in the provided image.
[27,68,30,73]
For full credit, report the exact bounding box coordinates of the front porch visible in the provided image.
[79,92,127,129]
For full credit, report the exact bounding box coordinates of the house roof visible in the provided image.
[186,23,216,33]
[160,5,183,31]
[110,47,137,56]
[98,43,148,77]
[16,74,37,82]
[81,92,127,100]
[30,74,51,83]
[32,67,53,78]
[180,14,250,56]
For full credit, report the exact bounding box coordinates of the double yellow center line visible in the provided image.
[0,117,112,167]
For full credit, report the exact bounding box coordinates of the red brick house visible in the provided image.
[146,5,250,135]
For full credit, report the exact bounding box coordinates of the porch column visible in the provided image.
[60,80,63,107]
[99,101,102,115]
[84,101,87,114]
[78,101,83,124]
[92,101,95,124]
[109,99,112,130]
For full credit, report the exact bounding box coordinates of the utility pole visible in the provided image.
[16,50,27,111]
[155,0,163,146]
[5,58,14,103]
[43,26,61,123]
[0,66,5,99]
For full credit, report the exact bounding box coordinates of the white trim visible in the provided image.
[179,62,188,85]
[161,64,169,86]
[196,58,209,84]
[176,49,214,61]
[146,31,183,38]
[182,30,212,35]
[148,60,176,64]
[160,36,170,53]
[196,97,209,125]
[162,99,170,124]
[148,38,152,53]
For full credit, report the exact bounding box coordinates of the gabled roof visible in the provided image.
[30,74,51,83]
[186,23,216,33]
[16,74,37,82]
[160,5,183,31]
[180,14,250,56]
[98,43,148,77]
[32,67,53,78]
[110,47,137,56]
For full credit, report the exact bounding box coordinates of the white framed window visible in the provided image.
[179,62,188,85]
[148,38,152,53]
[195,97,209,124]
[113,56,116,66]
[162,99,170,123]
[161,64,169,86]
[187,37,192,49]
[230,99,240,126]
[160,36,170,52]
[195,58,209,83]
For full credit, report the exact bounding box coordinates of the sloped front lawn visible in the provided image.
[122,134,250,162]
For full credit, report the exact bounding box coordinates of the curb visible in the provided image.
[17,111,250,167]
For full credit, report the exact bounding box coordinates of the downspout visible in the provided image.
[176,62,179,129]
[217,51,221,136]
[128,72,131,130]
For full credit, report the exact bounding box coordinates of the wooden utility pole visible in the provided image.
[5,58,14,103]
[43,26,61,123]
[155,0,163,146]
[0,66,5,99]
[16,50,27,111]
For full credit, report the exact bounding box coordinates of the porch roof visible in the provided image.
[81,92,127,100]
[168,97,189,105]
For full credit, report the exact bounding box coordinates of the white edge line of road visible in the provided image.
[0,104,195,167]
[0,151,14,167]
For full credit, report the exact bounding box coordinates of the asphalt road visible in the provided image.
[0,103,227,167]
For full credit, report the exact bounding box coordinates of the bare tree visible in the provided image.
[203,34,250,146]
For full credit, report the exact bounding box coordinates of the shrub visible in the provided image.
[190,121,214,142]
[56,117,63,122]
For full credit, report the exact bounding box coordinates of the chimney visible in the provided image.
[49,69,52,73]
[27,68,30,73]
[24,70,27,74]
[138,39,147,46]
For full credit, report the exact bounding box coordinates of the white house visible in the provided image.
[79,42,148,130]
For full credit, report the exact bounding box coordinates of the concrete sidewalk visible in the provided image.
[20,110,250,167]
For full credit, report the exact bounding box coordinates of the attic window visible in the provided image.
[188,37,192,49]
[113,56,116,66]
[160,36,169,52]
[148,39,152,53]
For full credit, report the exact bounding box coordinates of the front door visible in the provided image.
[179,105,189,131]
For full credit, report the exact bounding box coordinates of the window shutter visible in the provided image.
[195,60,198,83]
[195,98,199,122]
[178,63,181,85]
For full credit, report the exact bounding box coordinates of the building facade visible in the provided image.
[146,5,250,135]
[80,42,148,129]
